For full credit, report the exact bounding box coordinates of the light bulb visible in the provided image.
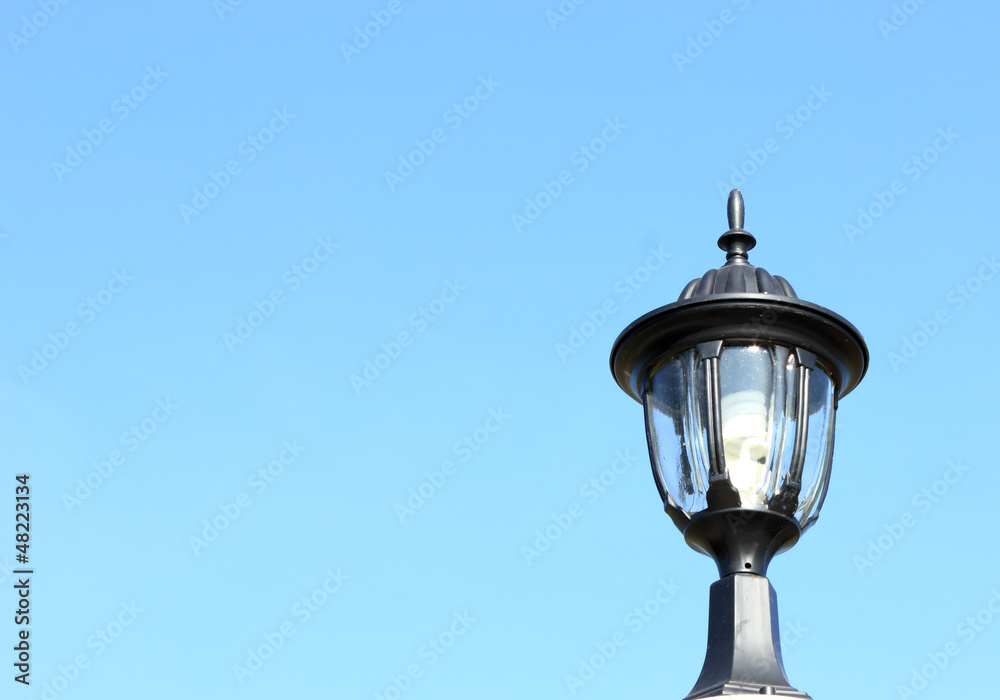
[720,390,770,506]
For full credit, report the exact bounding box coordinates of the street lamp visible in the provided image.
[609,190,868,698]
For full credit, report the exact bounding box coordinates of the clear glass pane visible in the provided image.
[643,348,709,514]
[718,345,785,509]
[796,366,835,529]
[772,350,799,506]
[643,342,835,528]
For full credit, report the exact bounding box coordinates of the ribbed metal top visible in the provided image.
[677,190,798,300]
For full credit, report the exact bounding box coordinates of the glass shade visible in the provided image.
[643,342,836,530]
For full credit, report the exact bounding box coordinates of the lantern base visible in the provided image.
[684,574,810,700]
[684,508,800,578]
[687,692,809,699]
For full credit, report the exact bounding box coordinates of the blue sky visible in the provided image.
[2,1,999,698]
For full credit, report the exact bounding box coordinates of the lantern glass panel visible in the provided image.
[643,342,837,528]
[795,367,835,529]
[643,347,710,514]
[717,344,787,507]
[771,352,800,504]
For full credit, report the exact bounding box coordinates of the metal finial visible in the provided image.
[717,189,756,264]
[727,189,744,230]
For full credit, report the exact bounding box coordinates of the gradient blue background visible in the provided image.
[2,1,998,698]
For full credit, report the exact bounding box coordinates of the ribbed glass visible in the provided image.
[643,347,708,514]
[642,342,837,529]
[796,367,835,530]
[717,345,785,508]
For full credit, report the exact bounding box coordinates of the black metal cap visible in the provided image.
[610,190,869,403]
[679,190,797,300]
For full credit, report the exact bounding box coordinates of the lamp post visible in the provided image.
[609,190,868,698]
